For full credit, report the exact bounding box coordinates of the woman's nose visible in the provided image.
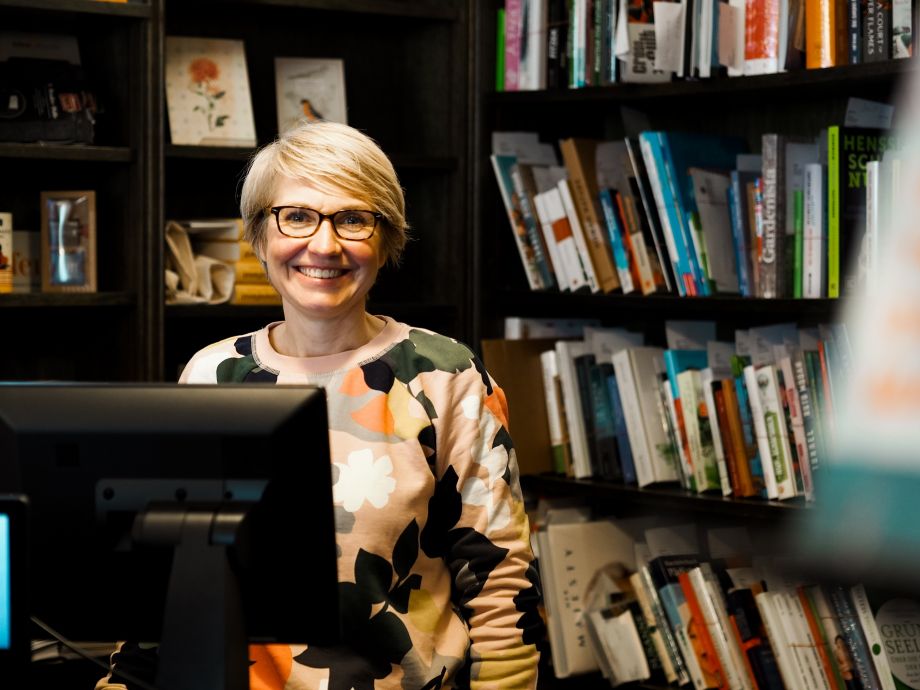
[307,217,344,254]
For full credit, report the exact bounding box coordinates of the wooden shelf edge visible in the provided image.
[521,474,809,519]
[491,59,913,104]
[495,291,841,319]
[0,292,136,307]
[0,142,134,162]
[181,0,460,21]
[0,0,152,18]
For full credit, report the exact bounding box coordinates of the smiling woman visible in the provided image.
[96,121,543,690]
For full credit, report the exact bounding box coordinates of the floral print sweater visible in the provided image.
[98,316,542,690]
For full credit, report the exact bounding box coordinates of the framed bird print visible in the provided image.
[274,57,347,134]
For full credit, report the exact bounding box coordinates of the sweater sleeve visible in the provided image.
[430,356,543,690]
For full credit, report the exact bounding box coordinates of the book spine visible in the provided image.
[803,162,825,298]
[510,164,556,288]
[607,372,638,484]
[496,8,506,91]
[617,191,655,294]
[660,582,709,690]
[743,365,780,499]
[761,366,798,499]
[891,0,912,58]
[589,361,623,481]
[793,353,821,477]
[638,133,691,296]
[556,341,593,478]
[704,376,734,497]
[799,587,847,690]
[599,188,636,293]
[849,0,861,63]
[850,584,897,690]
[533,190,572,291]
[612,349,655,486]
[721,378,758,497]
[757,592,807,690]
[558,179,601,292]
[827,126,841,297]
[760,133,784,298]
[490,155,545,290]
[728,174,752,297]
[679,571,730,690]
[0,214,12,294]
[540,350,572,475]
[230,284,281,305]
[505,0,523,90]
[793,188,804,298]
[828,586,883,690]
[631,571,680,684]
[658,132,707,295]
[806,0,836,66]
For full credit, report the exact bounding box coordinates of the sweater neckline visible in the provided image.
[254,315,406,376]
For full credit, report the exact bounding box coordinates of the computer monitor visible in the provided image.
[0,495,27,682]
[0,383,340,690]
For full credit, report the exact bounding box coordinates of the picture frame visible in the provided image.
[164,36,257,147]
[274,57,347,134]
[39,190,97,293]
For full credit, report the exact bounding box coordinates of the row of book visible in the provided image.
[535,507,918,689]
[497,0,913,91]
[485,319,851,501]
[164,219,281,306]
[491,121,895,300]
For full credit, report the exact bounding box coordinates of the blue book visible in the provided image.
[605,369,636,484]
[730,355,767,498]
[638,132,695,296]
[663,349,708,400]
[657,132,748,296]
[598,187,634,294]
[728,172,752,296]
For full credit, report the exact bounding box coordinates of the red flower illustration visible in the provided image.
[189,57,219,84]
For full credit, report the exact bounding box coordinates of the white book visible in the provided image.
[534,187,586,291]
[518,0,549,90]
[612,347,679,486]
[772,587,831,690]
[663,378,694,490]
[689,168,739,293]
[892,0,912,58]
[758,364,798,499]
[698,0,714,78]
[803,162,825,298]
[535,530,569,676]
[687,567,751,690]
[850,584,898,690]
[555,340,592,479]
[743,364,780,499]
[557,178,601,292]
[756,592,802,690]
[540,350,570,475]
[586,609,651,685]
[676,369,720,493]
[532,189,572,291]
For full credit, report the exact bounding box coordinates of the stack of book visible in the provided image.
[166,218,280,305]
[496,0,912,91]
[484,317,851,501]
[492,123,899,300]
[534,507,919,690]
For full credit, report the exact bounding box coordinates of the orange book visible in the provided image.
[805,0,836,67]
[678,572,729,690]
[721,379,758,497]
[559,138,620,293]
[614,191,644,290]
[230,283,281,305]
[798,587,846,690]
[713,383,742,496]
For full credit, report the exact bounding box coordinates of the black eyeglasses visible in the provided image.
[267,206,382,241]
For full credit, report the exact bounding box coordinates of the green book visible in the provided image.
[495,8,505,92]
[793,188,804,298]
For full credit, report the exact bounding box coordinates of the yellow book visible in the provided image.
[230,283,281,305]
[234,256,269,284]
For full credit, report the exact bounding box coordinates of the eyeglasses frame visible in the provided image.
[266,206,383,241]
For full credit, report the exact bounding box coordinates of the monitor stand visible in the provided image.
[135,505,250,690]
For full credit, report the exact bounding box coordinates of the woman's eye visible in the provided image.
[283,209,310,224]
[339,212,363,226]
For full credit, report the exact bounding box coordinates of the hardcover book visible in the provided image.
[164,36,256,148]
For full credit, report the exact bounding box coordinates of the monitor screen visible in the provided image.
[0,383,340,647]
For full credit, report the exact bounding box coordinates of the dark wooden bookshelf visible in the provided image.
[522,474,808,521]
[0,292,136,308]
[187,0,461,20]
[495,291,842,321]
[165,145,458,171]
[491,59,914,106]
[0,0,152,17]
[0,142,134,162]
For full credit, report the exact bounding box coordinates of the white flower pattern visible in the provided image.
[333,448,397,513]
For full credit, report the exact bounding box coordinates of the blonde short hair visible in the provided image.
[240,121,409,266]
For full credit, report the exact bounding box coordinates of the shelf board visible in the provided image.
[495,290,841,320]
[492,59,913,105]
[0,0,152,18]
[181,0,460,20]
[521,474,809,520]
[166,145,254,161]
[0,292,135,308]
[0,142,134,162]
[165,145,458,171]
